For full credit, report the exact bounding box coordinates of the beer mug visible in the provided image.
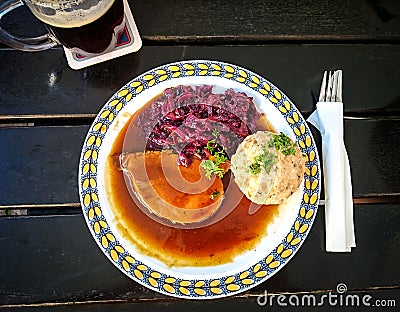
[0,0,126,55]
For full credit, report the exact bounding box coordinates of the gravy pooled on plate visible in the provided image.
[104,85,283,267]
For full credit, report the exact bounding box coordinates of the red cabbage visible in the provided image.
[136,85,262,166]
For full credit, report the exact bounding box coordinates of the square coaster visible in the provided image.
[64,0,142,70]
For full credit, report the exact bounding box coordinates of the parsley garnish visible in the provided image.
[210,190,220,200]
[200,140,228,179]
[204,139,216,154]
[249,145,276,175]
[256,150,276,173]
[201,159,225,179]
[268,132,296,156]
[249,162,262,175]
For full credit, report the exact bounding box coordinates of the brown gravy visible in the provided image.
[104,100,280,267]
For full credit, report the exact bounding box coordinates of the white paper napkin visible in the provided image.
[308,101,356,252]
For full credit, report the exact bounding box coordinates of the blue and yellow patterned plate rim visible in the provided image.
[78,60,321,299]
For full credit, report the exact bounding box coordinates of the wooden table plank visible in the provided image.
[0,47,184,117]
[183,45,400,117]
[0,125,89,207]
[1,45,399,118]
[345,119,400,197]
[2,0,400,43]
[1,118,400,207]
[3,288,400,311]
[0,204,398,306]
[7,289,399,312]
[0,116,303,208]
[132,0,400,42]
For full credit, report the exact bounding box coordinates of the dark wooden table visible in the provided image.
[1,0,399,310]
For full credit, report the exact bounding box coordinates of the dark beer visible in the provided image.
[44,0,125,54]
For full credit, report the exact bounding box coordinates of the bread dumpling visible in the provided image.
[230,131,305,205]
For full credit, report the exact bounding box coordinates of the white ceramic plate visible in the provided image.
[78,60,321,299]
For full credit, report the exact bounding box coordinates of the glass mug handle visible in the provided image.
[0,0,58,51]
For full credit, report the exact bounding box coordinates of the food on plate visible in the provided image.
[104,84,307,266]
[230,131,306,205]
[120,150,228,224]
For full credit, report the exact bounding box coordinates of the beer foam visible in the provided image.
[30,0,115,28]
[34,0,86,7]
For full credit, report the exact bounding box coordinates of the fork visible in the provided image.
[319,70,342,102]
[310,69,355,252]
